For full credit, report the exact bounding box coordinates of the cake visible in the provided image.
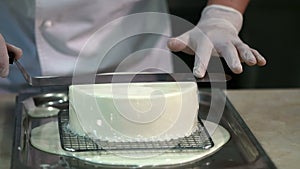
[68,82,199,142]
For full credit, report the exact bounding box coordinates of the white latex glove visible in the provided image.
[168,5,266,78]
[0,33,22,77]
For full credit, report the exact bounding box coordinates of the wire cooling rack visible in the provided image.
[58,110,214,152]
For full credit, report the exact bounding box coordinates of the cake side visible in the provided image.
[68,82,199,142]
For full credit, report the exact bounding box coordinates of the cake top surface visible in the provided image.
[69,82,197,99]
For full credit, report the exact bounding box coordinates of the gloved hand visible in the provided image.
[168,5,266,78]
[0,33,22,77]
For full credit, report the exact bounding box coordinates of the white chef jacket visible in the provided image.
[0,0,173,92]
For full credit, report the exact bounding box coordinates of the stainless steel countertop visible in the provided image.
[0,94,16,169]
[0,89,299,169]
[225,89,300,169]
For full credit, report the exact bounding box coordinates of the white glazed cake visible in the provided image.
[68,82,199,142]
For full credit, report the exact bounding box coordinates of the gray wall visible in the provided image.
[168,0,300,88]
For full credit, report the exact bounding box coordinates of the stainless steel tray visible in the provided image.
[11,90,277,169]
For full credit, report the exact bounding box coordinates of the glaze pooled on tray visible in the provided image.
[30,120,230,167]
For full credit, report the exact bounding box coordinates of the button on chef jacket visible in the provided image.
[0,0,173,92]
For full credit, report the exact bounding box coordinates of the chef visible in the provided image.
[0,0,266,93]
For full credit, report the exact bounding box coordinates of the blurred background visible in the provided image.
[168,0,300,88]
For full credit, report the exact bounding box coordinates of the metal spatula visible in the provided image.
[9,52,231,87]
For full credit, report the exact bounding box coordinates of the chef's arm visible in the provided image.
[0,33,22,77]
[168,0,266,78]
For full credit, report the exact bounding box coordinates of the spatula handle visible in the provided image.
[8,51,15,64]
